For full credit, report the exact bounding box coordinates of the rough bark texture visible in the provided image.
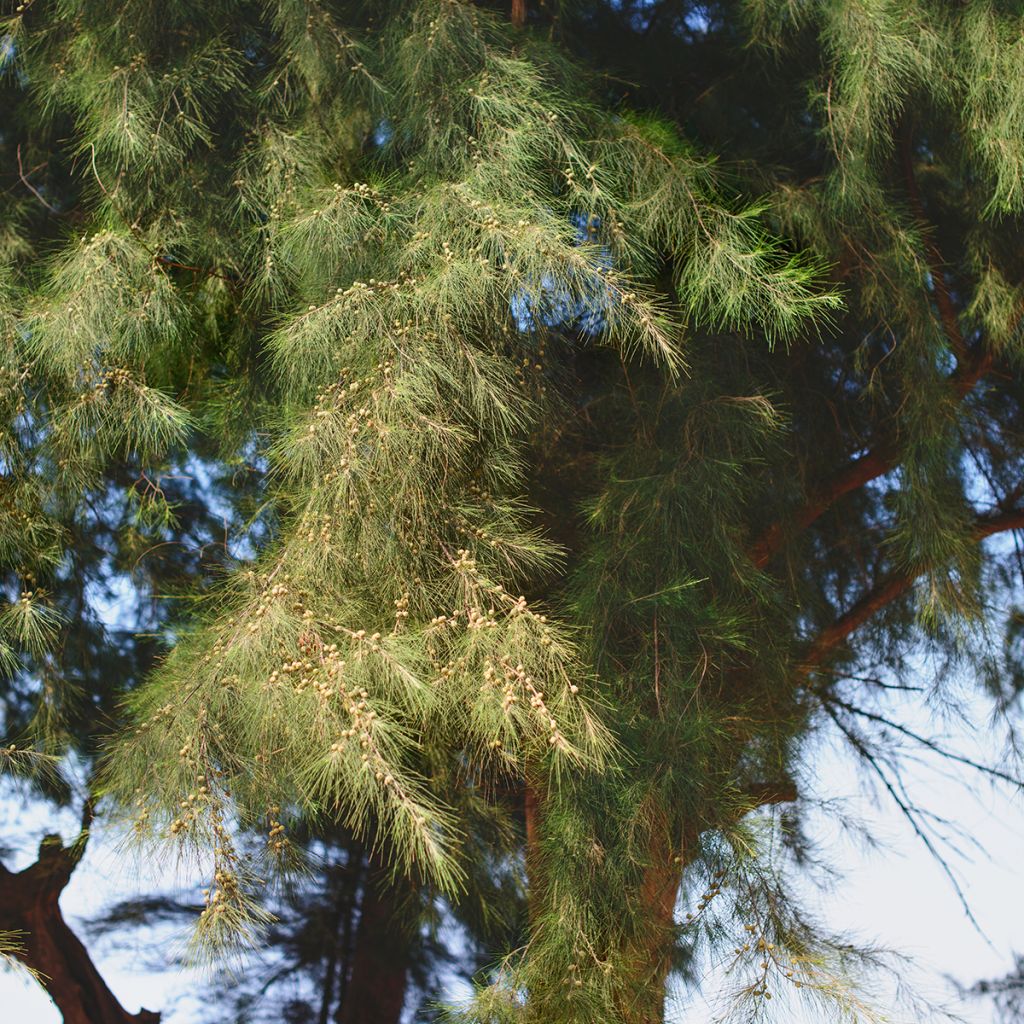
[335,857,411,1024]
[0,836,159,1024]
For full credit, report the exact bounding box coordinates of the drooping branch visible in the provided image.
[822,695,1024,789]
[801,506,1024,673]
[901,118,967,364]
[820,703,986,934]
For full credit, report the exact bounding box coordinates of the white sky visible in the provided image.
[669,716,1024,1024]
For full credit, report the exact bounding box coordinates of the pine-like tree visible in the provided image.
[2,1,1024,1022]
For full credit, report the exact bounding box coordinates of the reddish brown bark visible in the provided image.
[748,444,897,569]
[523,784,539,859]
[0,836,159,1024]
[523,782,541,900]
[748,346,991,570]
[511,0,527,27]
[802,506,1024,673]
[616,815,686,1024]
[335,856,411,1024]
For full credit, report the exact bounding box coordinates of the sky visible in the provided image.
[1,689,1021,1024]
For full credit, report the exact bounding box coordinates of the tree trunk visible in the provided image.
[0,836,159,1024]
[615,785,798,1024]
[335,855,411,1024]
[523,780,544,924]
[615,815,685,1024]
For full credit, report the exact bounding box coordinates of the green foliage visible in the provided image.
[959,3,1024,217]
[26,0,836,953]
[1,0,1023,1022]
[0,930,35,979]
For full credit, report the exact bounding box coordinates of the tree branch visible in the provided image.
[156,254,239,286]
[750,120,995,569]
[749,344,993,569]
[0,833,160,1024]
[801,506,1024,673]
[744,780,798,806]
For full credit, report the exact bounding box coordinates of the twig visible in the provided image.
[823,704,991,943]
[823,694,1024,788]
[16,144,58,213]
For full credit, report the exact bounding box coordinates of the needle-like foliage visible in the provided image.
[2,1,1024,1022]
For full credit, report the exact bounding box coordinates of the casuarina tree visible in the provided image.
[2,1,1023,1022]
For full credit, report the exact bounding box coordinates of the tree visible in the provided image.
[85,821,509,1024]
[2,1,1023,1022]
[0,362,253,1020]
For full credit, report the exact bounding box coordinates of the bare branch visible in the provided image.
[822,703,989,940]
[822,694,1024,789]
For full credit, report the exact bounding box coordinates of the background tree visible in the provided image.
[971,954,1024,1023]
[1,1,1023,1023]
[86,814,524,1024]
